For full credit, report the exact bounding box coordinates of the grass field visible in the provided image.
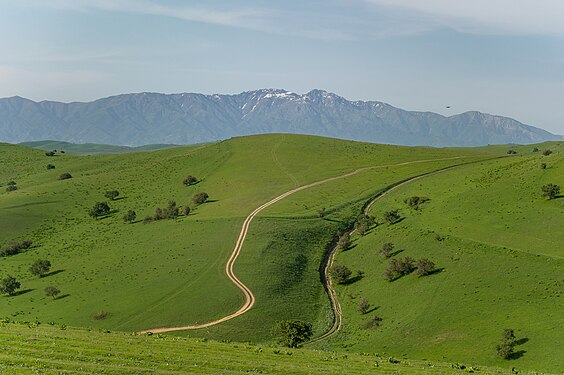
[1,134,561,372]
[0,320,521,374]
[325,147,563,373]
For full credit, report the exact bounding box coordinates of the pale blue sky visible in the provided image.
[0,0,562,133]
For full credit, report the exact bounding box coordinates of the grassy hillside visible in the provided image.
[1,134,560,372]
[20,140,178,155]
[0,135,495,332]
[325,146,563,373]
[0,320,518,374]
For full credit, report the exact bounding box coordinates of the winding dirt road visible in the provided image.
[138,156,468,334]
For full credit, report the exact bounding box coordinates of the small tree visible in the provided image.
[405,196,429,210]
[182,205,191,216]
[380,242,394,257]
[191,192,209,205]
[0,275,21,296]
[383,210,401,224]
[331,264,352,284]
[506,149,517,155]
[44,286,60,299]
[7,181,16,186]
[542,149,552,156]
[496,328,517,359]
[541,183,560,200]
[183,175,198,186]
[45,151,55,156]
[540,162,547,169]
[358,297,370,314]
[1,240,33,257]
[30,259,52,277]
[104,190,120,200]
[415,258,436,276]
[532,147,539,152]
[272,320,313,348]
[58,172,72,180]
[337,232,351,251]
[47,164,56,170]
[496,341,514,359]
[89,202,111,219]
[6,185,17,192]
[123,210,136,223]
[363,315,383,329]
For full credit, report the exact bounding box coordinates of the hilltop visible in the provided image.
[1,90,560,147]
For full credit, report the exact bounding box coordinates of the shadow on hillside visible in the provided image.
[509,350,526,360]
[55,294,70,300]
[12,289,33,297]
[365,306,380,314]
[113,197,126,201]
[426,267,445,276]
[514,337,529,346]
[388,249,404,257]
[343,274,364,285]
[204,199,219,203]
[43,269,64,278]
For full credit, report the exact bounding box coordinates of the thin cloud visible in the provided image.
[361,0,564,36]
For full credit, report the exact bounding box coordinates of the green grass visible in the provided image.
[325,150,563,373]
[1,134,560,372]
[0,320,518,374]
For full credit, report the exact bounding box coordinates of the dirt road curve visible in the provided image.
[138,156,466,334]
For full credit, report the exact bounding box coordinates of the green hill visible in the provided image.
[1,134,561,372]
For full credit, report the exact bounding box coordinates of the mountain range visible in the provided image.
[0,89,560,147]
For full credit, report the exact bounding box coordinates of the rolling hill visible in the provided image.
[1,134,562,373]
[1,90,561,147]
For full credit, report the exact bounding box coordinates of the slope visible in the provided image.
[324,144,563,373]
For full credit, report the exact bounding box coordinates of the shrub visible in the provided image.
[540,163,547,169]
[143,216,154,224]
[358,297,370,314]
[0,275,21,296]
[506,149,517,155]
[384,256,415,281]
[123,210,136,223]
[363,315,383,329]
[44,286,60,299]
[496,342,514,359]
[380,242,394,257]
[93,311,109,320]
[154,201,179,220]
[331,264,352,284]
[89,202,111,219]
[58,172,72,180]
[30,259,52,277]
[182,206,191,216]
[191,192,209,205]
[5,185,17,192]
[532,147,539,152]
[317,208,326,218]
[7,181,16,186]
[104,190,120,200]
[0,240,32,257]
[45,151,56,156]
[337,232,351,251]
[415,258,436,276]
[183,175,198,186]
[272,320,313,348]
[404,196,429,209]
[542,183,560,199]
[46,164,56,170]
[542,149,552,156]
[383,210,401,224]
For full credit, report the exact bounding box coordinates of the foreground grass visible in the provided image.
[0,321,517,374]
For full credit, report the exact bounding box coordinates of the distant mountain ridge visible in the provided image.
[0,89,560,147]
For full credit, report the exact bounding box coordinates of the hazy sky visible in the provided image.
[0,0,563,134]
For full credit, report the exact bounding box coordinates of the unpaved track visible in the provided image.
[307,156,507,344]
[138,156,467,334]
